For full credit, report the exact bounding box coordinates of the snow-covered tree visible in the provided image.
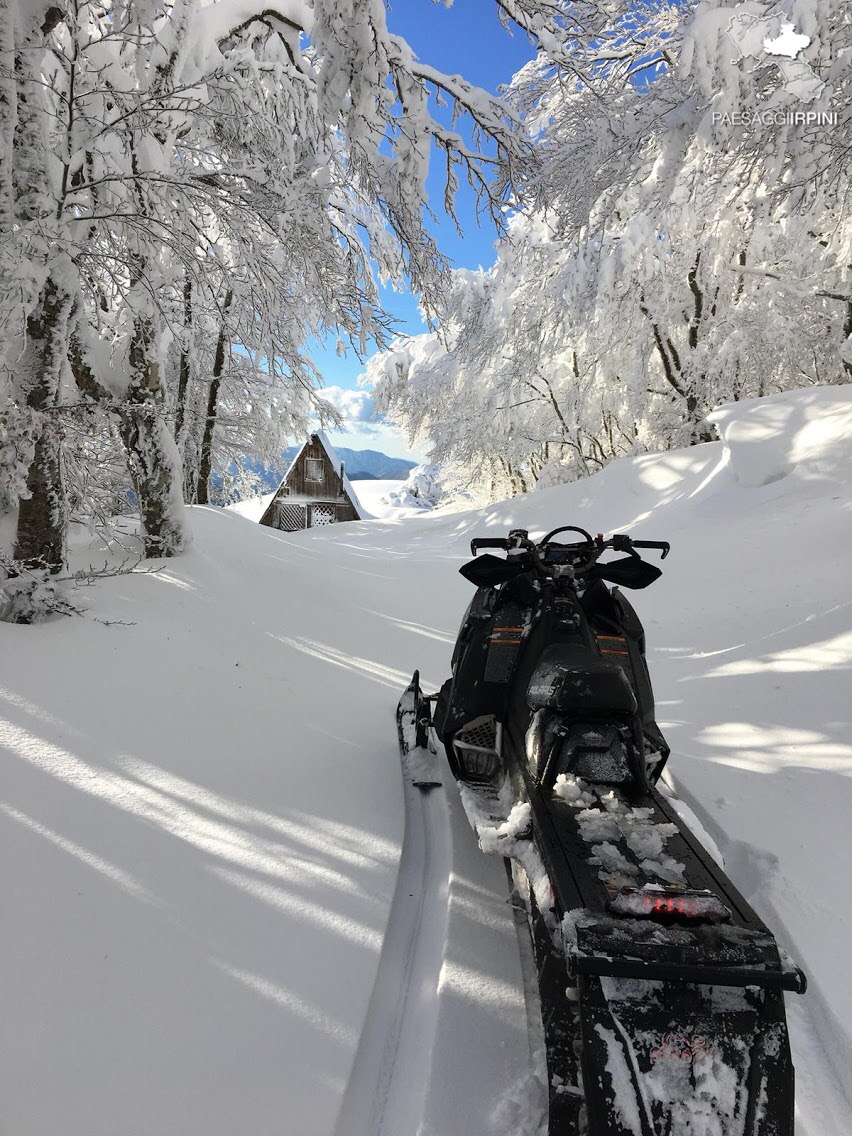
[371,0,852,500]
[1,0,570,572]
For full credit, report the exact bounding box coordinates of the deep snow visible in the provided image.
[1,385,851,1134]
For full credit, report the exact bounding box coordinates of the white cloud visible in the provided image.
[326,421,429,462]
[313,385,429,460]
[317,386,376,424]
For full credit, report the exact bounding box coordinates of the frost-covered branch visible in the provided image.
[370,0,852,500]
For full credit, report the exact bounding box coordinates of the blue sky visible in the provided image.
[318,0,537,460]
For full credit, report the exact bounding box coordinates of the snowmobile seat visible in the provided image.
[526,643,637,716]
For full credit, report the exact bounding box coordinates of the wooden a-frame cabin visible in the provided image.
[259,432,366,531]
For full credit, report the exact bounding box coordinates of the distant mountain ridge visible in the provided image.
[281,445,415,481]
[213,446,416,504]
[217,446,414,498]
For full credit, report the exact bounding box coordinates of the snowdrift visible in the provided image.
[1,384,849,1135]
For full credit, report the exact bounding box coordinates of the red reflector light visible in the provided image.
[609,888,732,925]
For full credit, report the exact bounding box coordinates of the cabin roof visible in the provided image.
[270,432,367,519]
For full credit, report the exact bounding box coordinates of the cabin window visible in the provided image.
[305,457,324,482]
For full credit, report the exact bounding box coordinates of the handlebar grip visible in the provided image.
[470,538,510,554]
[631,540,670,559]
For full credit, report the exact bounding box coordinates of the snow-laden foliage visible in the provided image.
[0,405,40,507]
[0,0,572,568]
[383,463,454,510]
[370,0,852,501]
[0,567,73,623]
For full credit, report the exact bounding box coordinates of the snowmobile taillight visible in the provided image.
[609,888,732,925]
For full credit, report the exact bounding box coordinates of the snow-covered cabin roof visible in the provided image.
[314,432,366,518]
[268,432,366,520]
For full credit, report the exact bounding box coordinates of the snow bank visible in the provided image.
[226,490,274,522]
[345,479,423,520]
[708,385,852,487]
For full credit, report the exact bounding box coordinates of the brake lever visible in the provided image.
[631,539,671,559]
[610,533,636,556]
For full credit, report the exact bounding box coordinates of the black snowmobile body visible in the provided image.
[400,526,805,1136]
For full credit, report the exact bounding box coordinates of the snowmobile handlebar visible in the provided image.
[470,530,670,562]
[469,537,514,552]
[624,539,670,558]
[465,529,671,586]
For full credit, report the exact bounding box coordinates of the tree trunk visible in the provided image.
[15,427,63,571]
[196,290,232,506]
[174,273,192,445]
[14,274,74,572]
[639,297,712,444]
[174,274,200,503]
[119,314,187,558]
[0,0,16,234]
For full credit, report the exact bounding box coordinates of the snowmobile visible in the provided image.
[397,526,806,1136]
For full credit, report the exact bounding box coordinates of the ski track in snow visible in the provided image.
[333,765,451,1136]
[334,745,539,1136]
[787,998,851,1136]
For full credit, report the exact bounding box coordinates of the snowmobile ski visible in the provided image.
[396,670,442,790]
[398,525,805,1135]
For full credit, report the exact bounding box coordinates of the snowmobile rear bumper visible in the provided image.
[568,948,806,992]
[577,969,796,1136]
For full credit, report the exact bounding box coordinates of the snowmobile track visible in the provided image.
[333,751,451,1136]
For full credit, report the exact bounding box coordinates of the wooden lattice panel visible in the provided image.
[275,502,307,531]
[311,503,336,527]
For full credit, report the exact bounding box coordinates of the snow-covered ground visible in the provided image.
[227,490,275,522]
[2,385,851,1134]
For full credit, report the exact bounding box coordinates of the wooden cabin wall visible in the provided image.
[287,439,344,500]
